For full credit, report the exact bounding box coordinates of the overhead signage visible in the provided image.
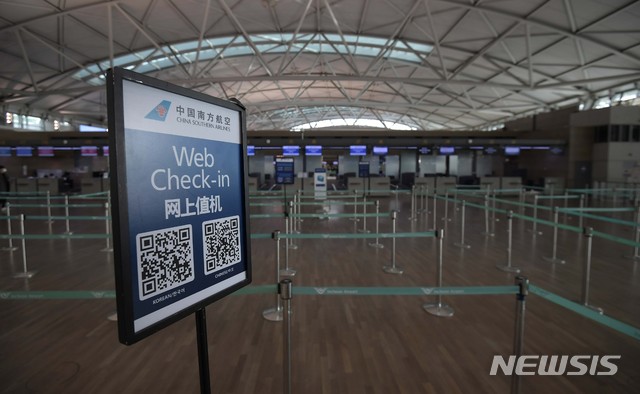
[107,67,251,345]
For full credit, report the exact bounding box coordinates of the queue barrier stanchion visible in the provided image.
[578,194,585,228]
[432,191,437,229]
[279,278,293,394]
[2,203,18,251]
[287,202,298,250]
[543,207,566,264]
[453,200,470,249]
[482,195,495,236]
[443,190,450,222]
[624,205,640,260]
[358,193,370,233]
[282,213,296,277]
[46,191,53,224]
[496,210,520,273]
[409,185,417,221]
[511,276,529,394]
[63,195,73,235]
[264,230,284,321]
[581,227,603,314]
[528,195,542,235]
[383,210,403,275]
[101,202,113,253]
[13,214,36,279]
[423,229,454,317]
[368,200,384,248]
[350,190,360,222]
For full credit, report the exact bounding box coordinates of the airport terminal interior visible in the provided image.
[1,1,640,393]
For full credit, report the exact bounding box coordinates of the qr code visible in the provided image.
[136,224,194,300]
[202,215,241,275]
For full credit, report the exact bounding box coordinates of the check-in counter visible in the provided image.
[480,177,501,192]
[347,177,366,194]
[436,177,457,194]
[247,177,258,193]
[500,177,522,195]
[369,177,390,197]
[16,178,37,193]
[36,178,59,195]
[80,178,103,194]
[543,177,565,195]
[303,177,314,192]
[414,177,435,195]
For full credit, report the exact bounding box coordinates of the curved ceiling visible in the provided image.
[0,0,639,132]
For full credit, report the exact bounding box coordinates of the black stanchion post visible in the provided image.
[195,308,211,394]
[264,230,284,321]
[423,229,454,317]
[383,210,403,274]
[581,227,603,314]
[511,276,529,394]
[279,279,293,394]
[432,190,437,229]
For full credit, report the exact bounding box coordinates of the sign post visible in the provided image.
[107,68,251,391]
[314,168,327,200]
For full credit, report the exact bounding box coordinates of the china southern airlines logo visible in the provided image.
[145,100,172,121]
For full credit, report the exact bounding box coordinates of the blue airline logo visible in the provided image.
[145,100,172,121]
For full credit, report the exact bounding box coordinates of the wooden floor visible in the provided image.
[1,193,640,393]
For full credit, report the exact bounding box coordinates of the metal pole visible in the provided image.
[287,202,298,250]
[482,195,494,236]
[358,194,369,233]
[443,190,449,221]
[454,200,470,249]
[281,212,296,276]
[369,200,384,248]
[63,195,73,235]
[279,279,293,394]
[543,207,565,264]
[511,276,529,394]
[423,229,454,317]
[626,205,640,260]
[490,190,497,234]
[350,189,359,221]
[3,203,18,251]
[101,202,113,252]
[13,214,36,278]
[497,211,520,273]
[530,195,541,235]
[578,194,585,229]
[195,308,211,394]
[263,231,284,321]
[383,210,403,274]
[432,191,437,229]
[46,190,53,224]
[409,185,417,221]
[581,227,603,314]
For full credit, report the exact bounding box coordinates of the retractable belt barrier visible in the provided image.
[2,283,638,342]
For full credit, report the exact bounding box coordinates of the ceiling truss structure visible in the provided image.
[0,0,639,132]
